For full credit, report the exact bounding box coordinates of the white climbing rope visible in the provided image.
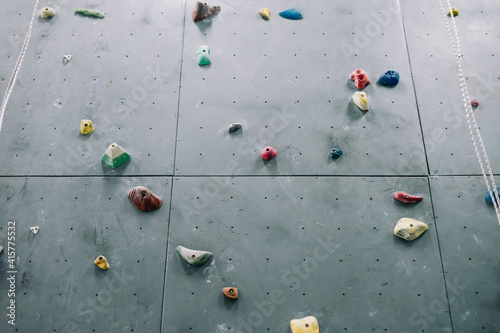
[438,0,500,225]
[0,0,40,132]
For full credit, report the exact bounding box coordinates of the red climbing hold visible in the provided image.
[350,69,370,90]
[471,99,479,107]
[393,191,423,204]
[261,146,277,160]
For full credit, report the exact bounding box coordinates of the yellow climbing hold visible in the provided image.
[80,119,95,135]
[352,91,369,111]
[94,255,110,270]
[40,7,56,19]
[290,316,319,333]
[393,218,428,241]
[259,8,270,20]
[447,7,459,16]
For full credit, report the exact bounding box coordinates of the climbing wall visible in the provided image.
[0,0,499,332]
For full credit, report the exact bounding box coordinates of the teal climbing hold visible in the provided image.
[197,46,211,66]
[279,7,303,20]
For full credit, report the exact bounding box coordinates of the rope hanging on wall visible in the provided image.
[0,0,40,131]
[438,0,500,225]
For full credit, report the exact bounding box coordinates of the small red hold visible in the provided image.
[471,99,479,107]
[350,69,370,90]
[261,146,277,160]
[393,191,423,204]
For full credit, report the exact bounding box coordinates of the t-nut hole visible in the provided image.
[305,324,309,327]
[410,224,414,227]
[99,256,103,260]
[266,148,269,151]
[111,144,115,147]
[229,289,234,294]
[191,255,196,258]
[84,124,88,127]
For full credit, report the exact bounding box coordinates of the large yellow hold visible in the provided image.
[393,218,428,241]
[290,316,319,333]
[259,8,270,20]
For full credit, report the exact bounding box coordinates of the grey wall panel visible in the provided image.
[401,0,500,175]
[0,1,184,176]
[0,176,171,332]
[175,0,427,176]
[430,176,500,333]
[163,176,451,332]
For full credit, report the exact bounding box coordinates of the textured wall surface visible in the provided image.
[0,0,498,332]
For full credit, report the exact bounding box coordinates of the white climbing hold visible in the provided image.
[40,7,56,19]
[30,226,39,234]
[63,55,72,63]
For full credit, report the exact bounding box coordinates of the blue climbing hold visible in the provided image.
[331,148,343,159]
[485,187,500,204]
[279,7,303,20]
[378,70,400,86]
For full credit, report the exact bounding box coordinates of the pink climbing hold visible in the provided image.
[350,69,370,90]
[261,146,277,160]
[471,99,479,107]
[393,191,423,204]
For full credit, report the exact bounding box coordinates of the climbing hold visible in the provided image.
[279,7,303,20]
[197,46,211,66]
[448,7,459,16]
[40,7,56,19]
[259,8,270,20]
[80,119,94,135]
[471,99,479,107]
[94,255,110,270]
[331,148,343,159]
[378,70,400,86]
[192,1,221,22]
[350,69,370,89]
[0,245,3,255]
[290,316,319,333]
[223,287,239,299]
[75,8,105,18]
[177,245,213,266]
[393,191,423,204]
[394,218,428,241]
[102,143,131,169]
[352,91,369,111]
[228,122,242,132]
[30,226,39,234]
[63,55,72,63]
[128,186,162,212]
[261,146,277,160]
[485,187,500,204]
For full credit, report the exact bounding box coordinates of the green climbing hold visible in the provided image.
[75,8,105,19]
[197,46,211,66]
[102,143,130,169]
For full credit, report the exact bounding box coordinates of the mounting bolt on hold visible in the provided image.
[40,7,56,19]
[94,255,110,270]
[223,287,239,299]
[261,146,277,160]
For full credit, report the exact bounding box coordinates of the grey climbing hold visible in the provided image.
[177,245,212,266]
[229,123,242,132]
